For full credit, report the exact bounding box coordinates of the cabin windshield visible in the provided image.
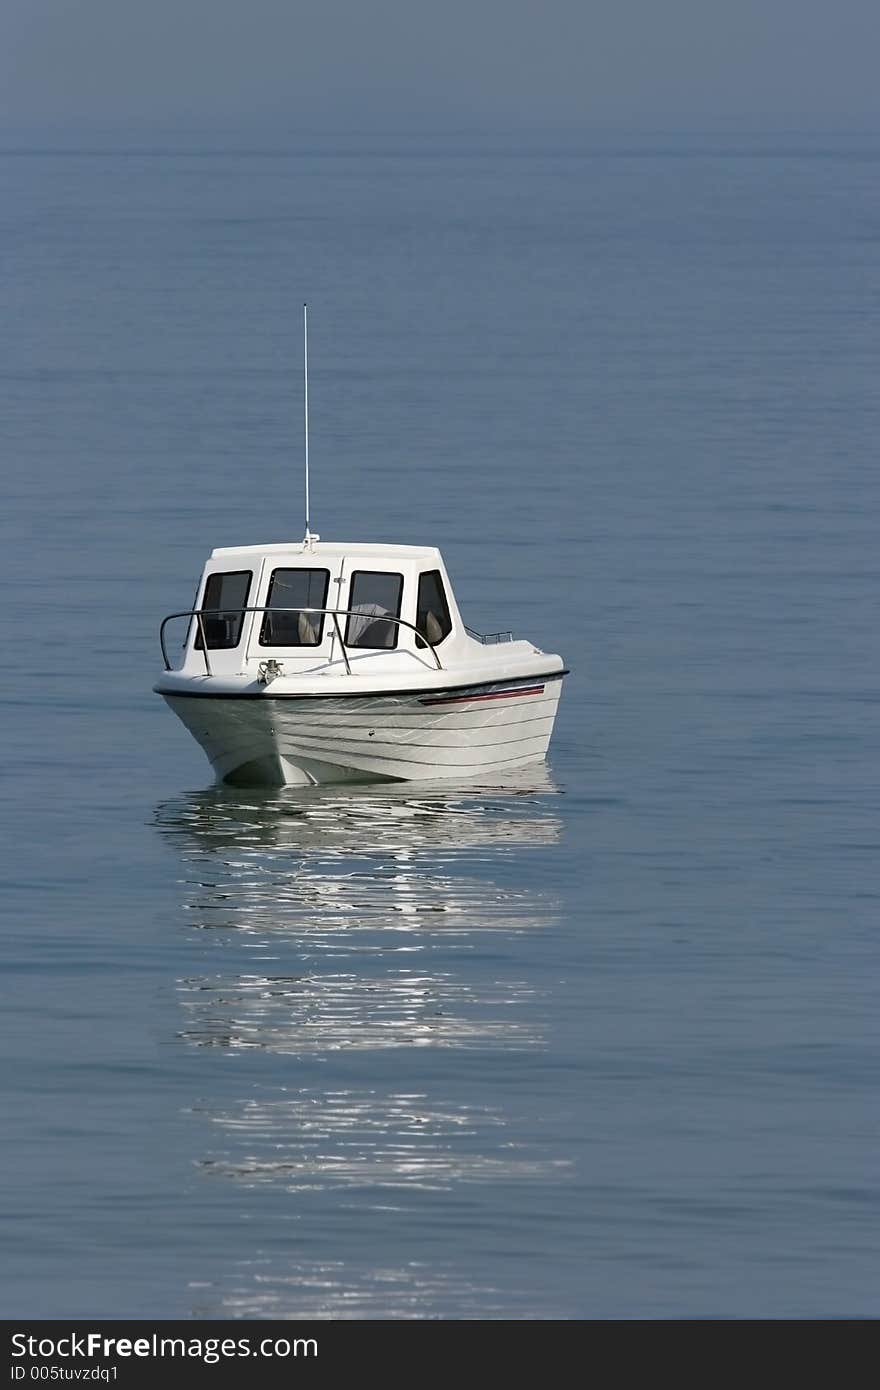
[196,570,252,649]
[416,569,452,647]
[260,567,329,646]
[345,571,403,649]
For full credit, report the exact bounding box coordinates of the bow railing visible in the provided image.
[159,606,444,678]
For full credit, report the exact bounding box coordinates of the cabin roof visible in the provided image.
[209,540,443,563]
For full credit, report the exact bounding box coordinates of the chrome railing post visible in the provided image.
[331,611,352,675]
[196,612,212,676]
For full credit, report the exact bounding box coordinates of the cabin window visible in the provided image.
[416,570,452,648]
[195,570,252,649]
[259,568,329,646]
[345,571,403,650]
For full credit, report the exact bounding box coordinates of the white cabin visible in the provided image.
[171,539,513,680]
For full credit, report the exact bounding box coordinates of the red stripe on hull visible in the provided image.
[420,684,545,707]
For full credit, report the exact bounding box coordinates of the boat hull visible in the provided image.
[160,675,564,786]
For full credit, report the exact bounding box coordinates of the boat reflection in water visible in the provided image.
[198,1257,547,1321]
[154,765,569,1317]
[156,764,563,1056]
[156,762,562,945]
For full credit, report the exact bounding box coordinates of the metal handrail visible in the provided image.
[159,606,444,677]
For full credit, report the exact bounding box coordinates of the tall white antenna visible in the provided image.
[303,302,311,544]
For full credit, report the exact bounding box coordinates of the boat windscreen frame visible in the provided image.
[344,569,405,650]
[194,569,253,650]
[415,568,453,648]
[258,566,331,647]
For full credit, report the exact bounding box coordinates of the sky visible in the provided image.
[1,0,879,137]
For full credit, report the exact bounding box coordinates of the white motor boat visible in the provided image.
[154,537,567,786]
[153,307,566,786]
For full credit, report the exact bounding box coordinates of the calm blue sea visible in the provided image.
[2,133,879,1318]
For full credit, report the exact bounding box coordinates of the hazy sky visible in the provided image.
[2,0,879,135]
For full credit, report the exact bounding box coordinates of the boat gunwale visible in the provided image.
[154,668,569,702]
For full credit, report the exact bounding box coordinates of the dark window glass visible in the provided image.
[344,571,403,650]
[259,568,329,646]
[196,570,252,650]
[416,570,452,648]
